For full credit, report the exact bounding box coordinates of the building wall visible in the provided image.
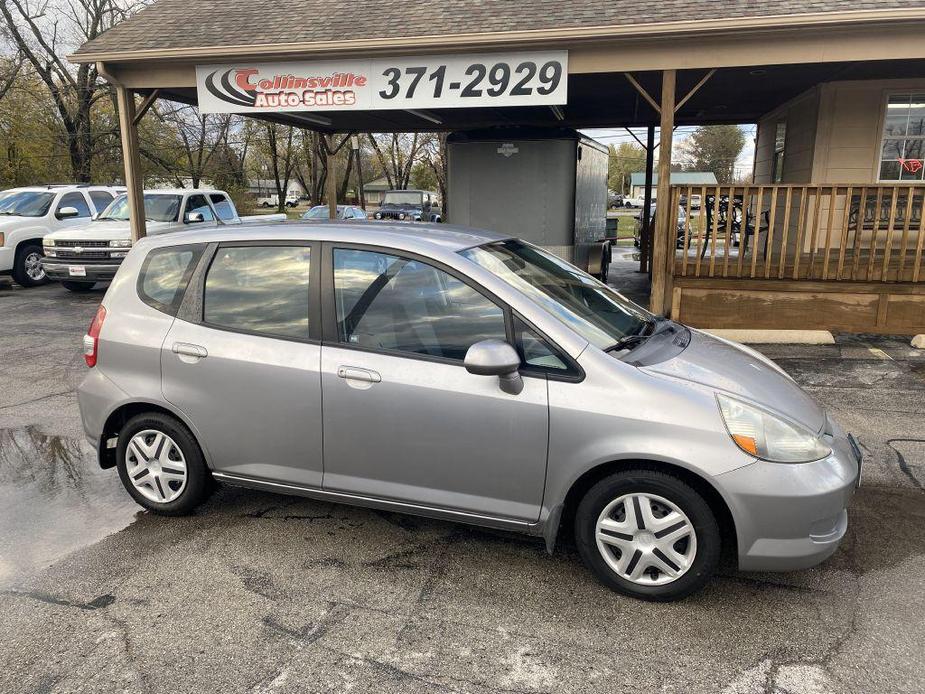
[756,78,925,185]
[754,88,820,185]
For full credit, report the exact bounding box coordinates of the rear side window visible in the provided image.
[204,246,312,340]
[137,245,204,315]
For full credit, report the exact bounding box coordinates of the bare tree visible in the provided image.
[140,103,231,187]
[0,0,134,181]
[262,122,296,213]
[367,133,428,190]
[0,54,23,102]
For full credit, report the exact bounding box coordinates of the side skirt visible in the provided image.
[212,471,543,536]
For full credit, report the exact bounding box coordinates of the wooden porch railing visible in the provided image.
[669,184,925,282]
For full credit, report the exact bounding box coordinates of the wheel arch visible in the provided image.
[97,400,211,470]
[548,458,737,561]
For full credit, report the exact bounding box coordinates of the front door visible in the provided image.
[161,243,323,486]
[320,246,549,522]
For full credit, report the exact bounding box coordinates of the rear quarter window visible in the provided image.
[137,245,204,316]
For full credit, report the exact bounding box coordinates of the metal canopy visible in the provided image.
[134,58,925,134]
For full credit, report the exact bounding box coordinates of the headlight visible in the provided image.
[110,251,129,258]
[44,249,57,257]
[398,213,406,220]
[43,237,53,247]
[374,212,381,219]
[717,394,831,463]
[109,239,132,248]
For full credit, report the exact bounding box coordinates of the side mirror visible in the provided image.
[185,211,205,223]
[464,339,523,395]
[58,206,80,219]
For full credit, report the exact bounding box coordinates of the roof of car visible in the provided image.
[3,185,122,193]
[143,188,218,195]
[145,221,509,253]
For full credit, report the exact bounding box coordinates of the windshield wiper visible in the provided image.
[605,333,650,353]
[605,316,673,353]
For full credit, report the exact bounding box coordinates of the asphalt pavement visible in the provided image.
[1,281,923,694]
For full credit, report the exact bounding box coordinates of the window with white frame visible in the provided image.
[879,94,925,181]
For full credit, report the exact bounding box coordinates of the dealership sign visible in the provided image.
[196,51,568,114]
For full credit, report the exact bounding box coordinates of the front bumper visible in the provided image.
[42,259,122,282]
[717,430,860,572]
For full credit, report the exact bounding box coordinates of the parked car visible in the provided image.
[42,189,284,291]
[256,192,300,208]
[609,193,624,210]
[0,184,124,287]
[78,223,860,601]
[373,190,442,222]
[633,202,689,248]
[302,205,367,220]
[623,194,646,208]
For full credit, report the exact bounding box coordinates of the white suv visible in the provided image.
[0,184,125,287]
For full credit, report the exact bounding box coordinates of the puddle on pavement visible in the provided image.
[0,426,139,587]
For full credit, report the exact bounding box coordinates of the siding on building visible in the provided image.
[754,88,820,185]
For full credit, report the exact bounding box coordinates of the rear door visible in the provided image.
[161,241,324,486]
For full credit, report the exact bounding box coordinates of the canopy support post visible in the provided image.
[114,83,146,242]
[639,125,655,274]
[650,69,676,316]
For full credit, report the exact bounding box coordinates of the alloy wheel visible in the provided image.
[125,429,188,503]
[24,251,45,281]
[595,492,697,586]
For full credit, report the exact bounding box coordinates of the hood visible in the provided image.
[0,216,44,232]
[45,220,173,242]
[380,202,422,211]
[641,329,825,432]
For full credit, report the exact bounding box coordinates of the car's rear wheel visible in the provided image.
[116,412,212,515]
[575,469,720,601]
[61,281,95,292]
[12,243,48,287]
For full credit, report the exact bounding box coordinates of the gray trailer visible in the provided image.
[446,128,611,278]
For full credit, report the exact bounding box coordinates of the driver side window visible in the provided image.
[184,194,215,222]
[332,248,506,361]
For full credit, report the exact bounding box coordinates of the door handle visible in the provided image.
[337,366,381,383]
[172,342,208,358]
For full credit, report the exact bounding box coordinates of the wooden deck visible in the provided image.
[665,183,925,334]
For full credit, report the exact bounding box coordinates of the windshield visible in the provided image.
[0,191,55,217]
[99,194,182,223]
[381,192,423,206]
[304,205,344,219]
[460,239,652,349]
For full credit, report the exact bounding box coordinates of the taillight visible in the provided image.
[84,305,107,367]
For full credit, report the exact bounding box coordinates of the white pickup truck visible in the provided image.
[256,192,300,208]
[0,184,126,287]
[42,189,285,291]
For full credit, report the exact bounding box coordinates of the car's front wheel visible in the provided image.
[116,412,212,515]
[12,243,48,287]
[575,469,720,601]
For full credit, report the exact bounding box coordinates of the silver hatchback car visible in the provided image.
[78,223,861,601]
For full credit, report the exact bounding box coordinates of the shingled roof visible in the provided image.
[72,0,925,61]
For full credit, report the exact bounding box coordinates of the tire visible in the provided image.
[261,201,270,208]
[599,251,610,283]
[12,243,48,287]
[116,412,212,516]
[574,469,721,601]
[61,281,95,292]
